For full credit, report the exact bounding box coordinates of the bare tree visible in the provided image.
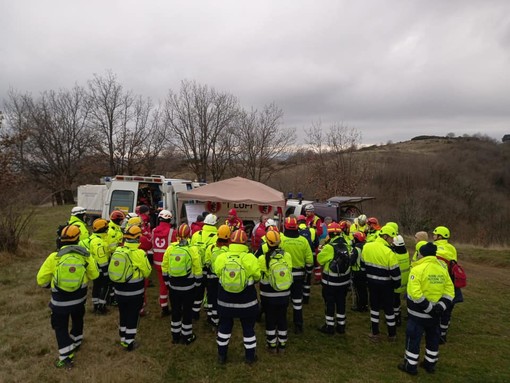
[16,87,92,204]
[164,80,239,181]
[305,121,368,200]
[87,71,134,175]
[233,103,296,182]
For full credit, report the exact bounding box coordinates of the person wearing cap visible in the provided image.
[251,215,269,252]
[162,224,202,345]
[257,230,293,353]
[37,225,99,369]
[111,225,152,351]
[392,234,410,327]
[190,214,205,234]
[213,229,261,365]
[279,216,314,334]
[191,213,219,320]
[151,209,177,317]
[398,242,454,376]
[69,206,89,242]
[433,226,461,344]
[204,224,232,327]
[225,208,244,232]
[317,222,352,335]
[304,204,323,239]
[360,225,401,342]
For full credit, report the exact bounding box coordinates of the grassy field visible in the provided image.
[1,205,509,383]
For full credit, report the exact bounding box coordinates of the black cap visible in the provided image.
[419,242,437,257]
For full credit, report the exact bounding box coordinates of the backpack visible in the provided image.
[268,250,293,291]
[108,246,134,283]
[329,241,350,274]
[167,245,193,277]
[53,246,89,292]
[437,256,467,288]
[220,254,248,293]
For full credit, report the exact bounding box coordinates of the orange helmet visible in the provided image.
[265,230,281,247]
[327,222,341,234]
[230,229,248,244]
[124,225,142,240]
[284,217,298,230]
[217,224,231,240]
[177,223,191,239]
[92,218,108,233]
[60,225,81,243]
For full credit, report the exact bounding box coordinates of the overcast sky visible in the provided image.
[1,0,510,145]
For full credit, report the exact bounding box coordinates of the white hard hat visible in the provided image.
[358,214,367,224]
[265,219,277,228]
[393,235,405,247]
[305,204,314,211]
[158,209,173,220]
[126,212,138,220]
[71,206,86,216]
[204,214,218,225]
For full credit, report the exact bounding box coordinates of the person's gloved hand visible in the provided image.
[432,303,444,317]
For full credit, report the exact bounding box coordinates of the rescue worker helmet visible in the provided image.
[158,209,173,220]
[204,214,218,225]
[60,225,81,243]
[327,222,342,234]
[230,229,248,244]
[265,230,281,247]
[352,231,366,243]
[284,217,298,230]
[305,204,314,212]
[92,218,108,233]
[358,214,367,225]
[110,210,126,223]
[433,226,450,239]
[379,225,397,238]
[124,225,142,240]
[217,225,231,240]
[71,206,86,216]
[177,223,191,239]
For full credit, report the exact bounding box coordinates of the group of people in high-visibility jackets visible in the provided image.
[37,205,462,375]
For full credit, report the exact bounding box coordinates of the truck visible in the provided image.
[285,194,375,222]
[77,175,205,225]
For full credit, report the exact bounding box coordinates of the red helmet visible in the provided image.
[228,208,237,216]
[327,222,341,234]
[367,217,379,226]
[230,229,248,244]
[297,215,306,222]
[110,210,126,223]
[339,220,351,232]
[284,217,298,230]
[177,223,191,239]
[353,231,366,243]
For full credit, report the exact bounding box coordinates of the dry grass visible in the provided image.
[1,205,510,383]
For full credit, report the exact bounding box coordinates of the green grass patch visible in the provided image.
[0,206,509,382]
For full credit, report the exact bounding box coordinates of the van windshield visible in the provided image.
[110,190,135,214]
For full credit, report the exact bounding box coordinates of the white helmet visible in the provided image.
[158,209,173,220]
[305,204,314,212]
[265,219,277,228]
[204,214,218,225]
[126,212,138,220]
[358,214,367,225]
[393,235,405,247]
[71,206,86,216]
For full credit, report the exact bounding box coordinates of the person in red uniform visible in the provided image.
[225,208,244,232]
[151,209,177,317]
[304,204,323,239]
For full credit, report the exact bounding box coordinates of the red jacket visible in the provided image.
[191,221,205,234]
[251,223,266,252]
[151,222,177,266]
[306,214,323,238]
